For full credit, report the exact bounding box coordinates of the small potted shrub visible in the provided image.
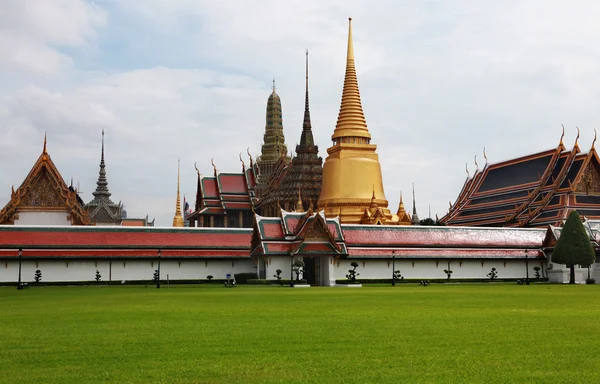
[346,261,360,283]
[487,268,498,280]
[34,269,42,284]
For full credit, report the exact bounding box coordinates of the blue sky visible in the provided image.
[1,0,600,225]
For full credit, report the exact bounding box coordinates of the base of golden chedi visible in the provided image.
[319,143,392,224]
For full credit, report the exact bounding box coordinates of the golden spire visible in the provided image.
[296,187,303,212]
[575,126,580,148]
[592,129,597,150]
[173,158,184,227]
[332,17,370,141]
[43,132,47,153]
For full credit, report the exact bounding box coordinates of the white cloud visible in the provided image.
[0,0,106,74]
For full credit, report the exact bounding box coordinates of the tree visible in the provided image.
[34,269,42,284]
[552,211,596,284]
[95,270,102,283]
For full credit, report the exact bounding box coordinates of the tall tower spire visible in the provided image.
[173,159,184,227]
[92,130,112,201]
[318,18,391,224]
[411,183,420,225]
[332,17,370,141]
[299,50,315,147]
[86,130,123,224]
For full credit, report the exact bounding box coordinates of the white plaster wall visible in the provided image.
[0,259,256,283]
[333,259,547,280]
[14,211,70,225]
[265,257,294,280]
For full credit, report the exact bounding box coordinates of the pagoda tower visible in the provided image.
[86,130,123,225]
[273,51,323,211]
[173,159,184,227]
[318,18,392,224]
[255,81,291,198]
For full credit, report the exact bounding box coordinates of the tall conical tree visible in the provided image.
[552,211,595,284]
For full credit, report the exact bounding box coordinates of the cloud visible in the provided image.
[2,1,600,224]
[0,0,106,74]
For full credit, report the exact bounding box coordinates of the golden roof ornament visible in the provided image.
[592,129,597,150]
[172,158,184,227]
[560,124,565,146]
[331,17,370,141]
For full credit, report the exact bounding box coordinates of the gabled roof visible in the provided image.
[251,209,346,257]
[189,161,257,218]
[442,138,600,227]
[0,138,91,225]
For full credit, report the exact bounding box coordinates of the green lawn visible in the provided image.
[0,284,598,383]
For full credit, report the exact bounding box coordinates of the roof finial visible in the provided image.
[211,158,217,174]
[593,129,597,150]
[272,79,276,92]
[239,153,245,170]
[560,124,565,146]
[465,162,470,178]
[247,148,253,168]
[173,158,184,227]
[575,126,580,147]
[194,161,200,176]
[474,155,479,170]
[43,132,47,153]
[483,147,488,164]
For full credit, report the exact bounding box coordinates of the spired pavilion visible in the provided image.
[441,128,600,227]
[255,51,323,216]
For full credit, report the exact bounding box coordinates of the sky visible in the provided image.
[1,0,600,226]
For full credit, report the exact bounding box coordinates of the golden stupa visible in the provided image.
[318,18,393,224]
[173,159,184,227]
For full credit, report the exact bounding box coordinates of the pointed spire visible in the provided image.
[332,18,371,141]
[43,132,47,154]
[370,186,378,209]
[560,124,565,146]
[272,79,276,93]
[173,158,184,227]
[296,187,303,212]
[91,130,113,202]
[592,129,597,150]
[575,126,580,148]
[411,183,420,225]
[299,50,315,147]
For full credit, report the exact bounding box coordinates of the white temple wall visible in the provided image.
[14,211,71,226]
[333,259,547,280]
[0,259,256,283]
[265,257,294,280]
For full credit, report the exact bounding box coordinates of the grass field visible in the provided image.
[1,284,599,383]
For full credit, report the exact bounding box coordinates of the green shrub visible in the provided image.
[234,273,257,284]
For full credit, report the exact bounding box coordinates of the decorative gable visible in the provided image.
[0,139,91,225]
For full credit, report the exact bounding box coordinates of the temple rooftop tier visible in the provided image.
[441,132,600,227]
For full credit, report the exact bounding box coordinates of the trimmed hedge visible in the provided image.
[234,273,257,284]
[247,279,308,285]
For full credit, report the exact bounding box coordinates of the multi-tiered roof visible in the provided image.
[255,52,323,215]
[441,130,600,227]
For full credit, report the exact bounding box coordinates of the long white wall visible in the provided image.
[333,259,547,280]
[0,259,256,283]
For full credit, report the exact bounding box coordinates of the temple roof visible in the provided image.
[441,137,600,227]
[256,52,323,213]
[251,209,346,257]
[0,136,91,225]
[189,160,257,218]
[86,131,122,224]
[0,226,251,258]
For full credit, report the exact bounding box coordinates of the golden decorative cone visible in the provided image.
[173,159,184,227]
[332,18,371,141]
